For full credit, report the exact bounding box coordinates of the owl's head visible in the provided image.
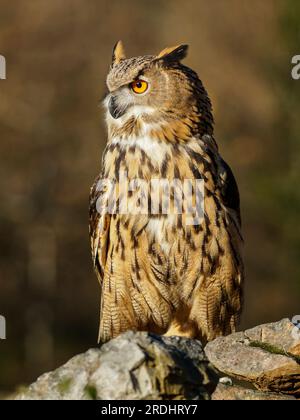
[105,41,214,139]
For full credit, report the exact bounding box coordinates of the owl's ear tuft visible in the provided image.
[112,41,126,66]
[155,44,189,63]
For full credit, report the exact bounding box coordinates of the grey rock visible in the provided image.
[245,318,300,357]
[205,319,300,397]
[15,331,218,400]
[14,319,300,400]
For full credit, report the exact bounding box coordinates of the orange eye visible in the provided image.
[130,79,148,94]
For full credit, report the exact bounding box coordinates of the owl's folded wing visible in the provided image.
[89,175,110,284]
[218,158,241,227]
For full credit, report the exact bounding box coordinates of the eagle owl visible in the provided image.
[89,42,244,344]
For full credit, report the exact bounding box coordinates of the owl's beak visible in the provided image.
[108,96,125,119]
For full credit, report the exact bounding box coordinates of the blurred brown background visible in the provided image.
[0,0,299,394]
